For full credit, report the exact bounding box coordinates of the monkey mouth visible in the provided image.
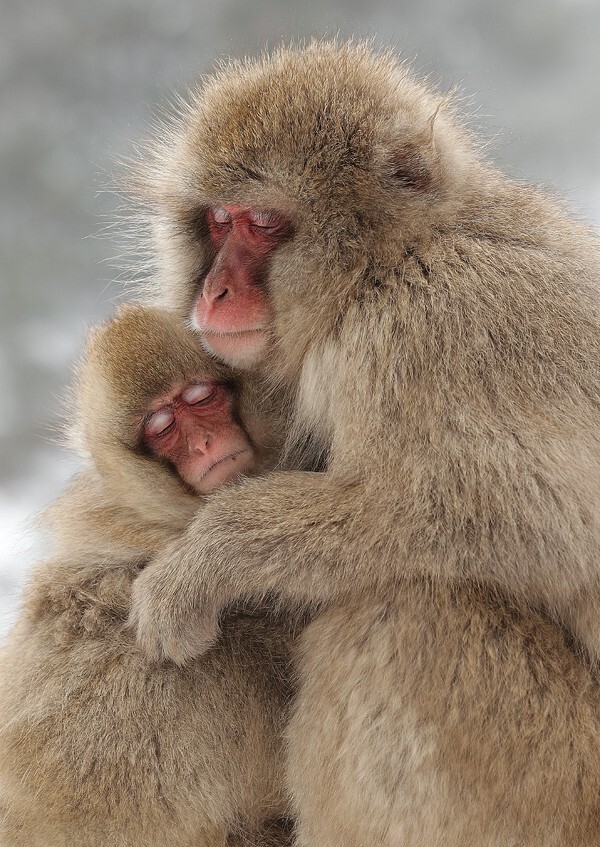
[198,449,252,484]
[202,327,268,338]
[199,328,270,368]
[187,448,253,495]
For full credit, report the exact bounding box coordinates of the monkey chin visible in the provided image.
[199,329,270,369]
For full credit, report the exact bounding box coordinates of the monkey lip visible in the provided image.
[202,448,250,478]
[200,327,270,368]
[202,327,268,339]
[190,448,253,493]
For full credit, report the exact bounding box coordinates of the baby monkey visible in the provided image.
[130,320,260,505]
[0,304,293,847]
[141,371,255,494]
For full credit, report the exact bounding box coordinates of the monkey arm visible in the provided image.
[131,469,404,664]
[132,423,600,666]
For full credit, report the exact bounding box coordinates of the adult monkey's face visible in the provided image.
[146,41,469,373]
[191,204,294,367]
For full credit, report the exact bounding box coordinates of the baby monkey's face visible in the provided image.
[141,380,256,494]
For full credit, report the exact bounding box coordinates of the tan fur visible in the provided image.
[129,42,600,844]
[0,305,295,847]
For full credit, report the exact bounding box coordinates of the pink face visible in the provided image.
[142,380,256,494]
[192,204,292,367]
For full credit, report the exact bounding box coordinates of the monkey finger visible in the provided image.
[160,610,223,666]
[126,607,168,664]
[128,585,221,665]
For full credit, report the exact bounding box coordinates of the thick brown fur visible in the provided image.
[0,305,295,847]
[129,42,600,845]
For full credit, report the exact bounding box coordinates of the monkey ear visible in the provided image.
[388,143,433,192]
[388,96,461,193]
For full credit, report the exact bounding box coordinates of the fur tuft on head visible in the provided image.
[72,304,230,522]
[139,42,477,337]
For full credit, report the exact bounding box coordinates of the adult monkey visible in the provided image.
[0,305,295,847]
[131,43,600,844]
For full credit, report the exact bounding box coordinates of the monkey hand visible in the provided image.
[131,471,351,664]
[129,534,226,665]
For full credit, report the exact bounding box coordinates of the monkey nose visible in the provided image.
[187,433,210,453]
[202,278,230,305]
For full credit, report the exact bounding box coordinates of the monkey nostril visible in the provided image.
[216,288,229,301]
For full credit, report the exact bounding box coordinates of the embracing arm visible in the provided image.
[132,414,600,665]
[130,470,401,663]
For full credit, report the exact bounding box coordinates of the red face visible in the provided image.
[192,205,292,367]
[141,380,256,494]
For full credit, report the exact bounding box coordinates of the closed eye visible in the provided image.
[145,408,175,439]
[249,210,289,235]
[182,383,217,405]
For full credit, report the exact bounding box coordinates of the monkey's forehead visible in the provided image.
[81,304,233,414]
[175,43,448,194]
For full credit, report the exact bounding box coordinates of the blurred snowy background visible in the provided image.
[1,0,600,638]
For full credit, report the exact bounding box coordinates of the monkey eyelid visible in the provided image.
[144,408,175,439]
[210,206,232,224]
[248,210,280,228]
[181,383,217,405]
